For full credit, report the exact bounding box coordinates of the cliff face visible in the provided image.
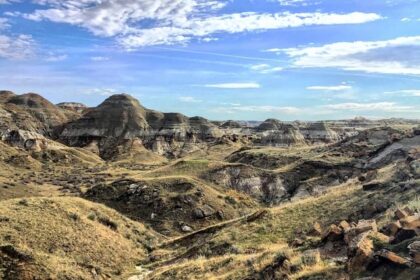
[300,121,340,143]
[254,119,306,147]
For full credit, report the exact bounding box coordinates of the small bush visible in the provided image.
[68,212,80,221]
[87,212,96,221]
[97,214,118,231]
[225,196,237,205]
[17,199,29,206]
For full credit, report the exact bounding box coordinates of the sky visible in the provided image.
[0,0,419,121]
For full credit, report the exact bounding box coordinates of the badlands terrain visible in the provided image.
[0,90,419,280]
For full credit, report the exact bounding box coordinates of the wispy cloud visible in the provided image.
[306,84,352,91]
[214,104,302,114]
[178,96,202,103]
[250,64,283,74]
[90,56,110,61]
[204,83,261,89]
[85,88,119,96]
[323,102,414,112]
[45,53,67,62]
[384,89,420,97]
[0,17,10,30]
[0,34,35,60]
[278,36,420,76]
[21,0,382,48]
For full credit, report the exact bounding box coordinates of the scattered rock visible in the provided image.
[339,220,351,231]
[348,232,374,272]
[309,222,322,236]
[391,228,417,244]
[400,215,420,230]
[322,224,343,242]
[363,182,384,191]
[181,225,193,233]
[372,249,413,268]
[408,241,420,264]
[386,221,402,236]
[290,238,304,247]
[395,208,409,220]
[301,249,321,266]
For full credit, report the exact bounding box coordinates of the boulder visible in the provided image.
[192,205,215,219]
[408,241,420,264]
[391,228,417,244]
[386,221,402,236]
[321,224,343,242]
[348,232,374,272]
[192,208,205,219]
[308,222,322,236]
[400,215,420,230]
[373,249,413,268]
[345,220,377,244]
[395,208,409,219]
[403,207,415,216]
[356,220,378,233]
[181,225,193,233]
[339,220,351,231]
[362,182,384,191]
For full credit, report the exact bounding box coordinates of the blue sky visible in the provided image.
[0,0,419,121]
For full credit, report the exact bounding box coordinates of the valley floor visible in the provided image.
[0,125,419,280]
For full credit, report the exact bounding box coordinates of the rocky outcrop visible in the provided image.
[0,90,16,102]
[56,102,87,114]
[254,119,306,147]
[60,94,223,158]
[84,178,238,236]
[0,93,73,137]
[205,165,290,205]
[300,121,340,143]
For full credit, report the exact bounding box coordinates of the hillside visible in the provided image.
[0,91,419,279]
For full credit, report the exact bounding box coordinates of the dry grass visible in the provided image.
[0,197,161,279]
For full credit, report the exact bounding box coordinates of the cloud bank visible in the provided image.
[21,0,382,48]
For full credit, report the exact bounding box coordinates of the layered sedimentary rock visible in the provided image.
[300,121,340,143]
[254,119,306,146]
[0,92,73,137]
[56,102,87,114]
[60,94,223,158]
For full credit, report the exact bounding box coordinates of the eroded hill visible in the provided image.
[0,91,419,280]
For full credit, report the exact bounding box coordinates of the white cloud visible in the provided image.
[0,0,19,4]
[214,104,301,115]
[250,63,283,74]
[0,34,35,60]
[307,85,352,91]
[385,89,420,97]
[45,53,67,62]
[91,56,109,61]
[323,102,414,112]
[85,88,119,96]
[120,12,382,48]
[280,36,420,75]
[179,96,202,103]
[275,0,315,6]
[22,1,382,47]
[204,83,261,89]
[0,18,10,30]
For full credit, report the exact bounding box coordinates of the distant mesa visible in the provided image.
[56,102,88,114]
[221,120,243,129]
[1,90,417,160]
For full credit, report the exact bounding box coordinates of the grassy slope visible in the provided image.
[0,197,161,279]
